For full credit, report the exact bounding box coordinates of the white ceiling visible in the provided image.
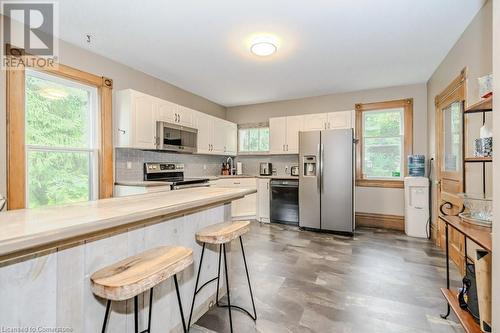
[56,0,485,106]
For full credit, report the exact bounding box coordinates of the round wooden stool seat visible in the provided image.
[91,246,193,301]
[196,220,251,244]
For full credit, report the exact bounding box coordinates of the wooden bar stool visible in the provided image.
[187,221,256,332]
[91,246,193,333]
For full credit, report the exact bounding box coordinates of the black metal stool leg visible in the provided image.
[240,236,257,320]
[188,243,206,328]
[101,300,111,333]
[215,244,222,306]
[222,243,233,333]
[134,295,139,333]
[174,274,188,333]
[147,287,154,332]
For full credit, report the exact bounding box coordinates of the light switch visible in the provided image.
[126,161,132,169]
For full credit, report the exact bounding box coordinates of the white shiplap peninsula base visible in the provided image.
[0,187,255,333]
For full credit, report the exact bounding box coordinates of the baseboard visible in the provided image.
[355,212,405,231]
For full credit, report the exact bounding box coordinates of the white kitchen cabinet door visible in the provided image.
[176,105,194,127]
[212,178,257,218]
[286,115,304,154]
[303,113,328,131]
[212,118,227,155]
[133,93,157,149]
[269,117,287,154]
[156,99,176,123]
[195,112,213,154]
[327,111,353,129]
[224,121,237,155]
[257,179,270,223]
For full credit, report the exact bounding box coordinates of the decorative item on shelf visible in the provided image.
[408,154,425,177]
[474,124,493,158]
[458,193,492,228]
[478,74,493,99]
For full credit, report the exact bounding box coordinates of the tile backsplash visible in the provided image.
[115,148,299,182]
[115,148,227,181]
[235,155,299,176]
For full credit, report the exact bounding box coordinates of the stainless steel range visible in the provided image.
[144,162,210,190]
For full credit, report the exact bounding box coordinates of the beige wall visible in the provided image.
[426,1,492,229]
[0,34,226,200]
[492,0,499,330]
[227,83,428,216]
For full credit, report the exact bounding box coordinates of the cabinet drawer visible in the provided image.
[214,178,257,189]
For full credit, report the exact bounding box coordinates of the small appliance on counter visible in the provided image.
[260,162,272,176]
[290,166,299,176]
[144,162,209,190]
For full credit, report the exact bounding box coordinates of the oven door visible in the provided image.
[156,121,197,153]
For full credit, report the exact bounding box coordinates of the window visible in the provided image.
[25,70,99,208]
[238,124,269,153]
[355,99,413,188]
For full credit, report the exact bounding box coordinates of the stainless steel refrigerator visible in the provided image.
[299,129,355,234]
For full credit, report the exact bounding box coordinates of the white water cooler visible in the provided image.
[404,177,429,238]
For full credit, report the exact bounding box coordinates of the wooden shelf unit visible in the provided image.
[439,215,492,252]
[441,288,482,333]
[464,157,493,163]
[465,96,492,113]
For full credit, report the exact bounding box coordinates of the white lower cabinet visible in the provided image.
[257,178,270,223]
[212,178,257,218]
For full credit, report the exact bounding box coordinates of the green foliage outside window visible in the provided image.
[363,109,403,179]
[25,72,94,208]
[239,127,269,153]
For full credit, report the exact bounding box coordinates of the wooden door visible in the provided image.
[286,115,304,153]
[269,117,287,154]
[435,71,466,273]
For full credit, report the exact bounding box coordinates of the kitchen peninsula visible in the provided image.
[0,187,256,332]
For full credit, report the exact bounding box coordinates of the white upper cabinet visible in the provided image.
[176,105,194,127]
[269,115,304,154]
[212,119,227,155]
[115,89,157,149]
[286,115,304,154]
[115,89,237,154]
[195,111,213,154]
[304,113,328,131]
[224,121,238,155]
[327,111,353,129]
[269,117,287,154]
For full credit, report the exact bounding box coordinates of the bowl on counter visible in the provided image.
[458,193,492,228]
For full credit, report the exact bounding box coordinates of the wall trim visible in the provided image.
[355,212,405,231]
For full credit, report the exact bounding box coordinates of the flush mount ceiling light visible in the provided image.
[250,35,279,57]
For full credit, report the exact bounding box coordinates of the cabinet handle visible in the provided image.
[118,128,126,134]
[178,114,181,123]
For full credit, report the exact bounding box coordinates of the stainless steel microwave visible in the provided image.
[156,121,198,153]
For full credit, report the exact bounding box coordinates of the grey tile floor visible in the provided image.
[192,222,465,333]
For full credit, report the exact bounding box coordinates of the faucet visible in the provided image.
[226,156,235,175]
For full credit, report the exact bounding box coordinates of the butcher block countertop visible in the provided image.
[0,187,256,262]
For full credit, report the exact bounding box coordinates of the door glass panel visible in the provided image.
[442,102,462,172]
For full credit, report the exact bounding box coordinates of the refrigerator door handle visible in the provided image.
[317,144,321,192]
[320,143,324,193]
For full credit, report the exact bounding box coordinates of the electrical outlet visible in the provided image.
[203,164,207,170]
[126,161,132,169]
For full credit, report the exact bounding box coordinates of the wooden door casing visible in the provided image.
[434,69,467,274]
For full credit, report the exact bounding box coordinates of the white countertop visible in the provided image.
[0,187,256,261]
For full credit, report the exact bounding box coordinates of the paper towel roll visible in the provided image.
[236,162,243,175]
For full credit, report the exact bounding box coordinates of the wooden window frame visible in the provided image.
[355,98,414,188]
[6,48,114,210]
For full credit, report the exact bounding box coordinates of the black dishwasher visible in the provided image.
[270,179,299,225]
